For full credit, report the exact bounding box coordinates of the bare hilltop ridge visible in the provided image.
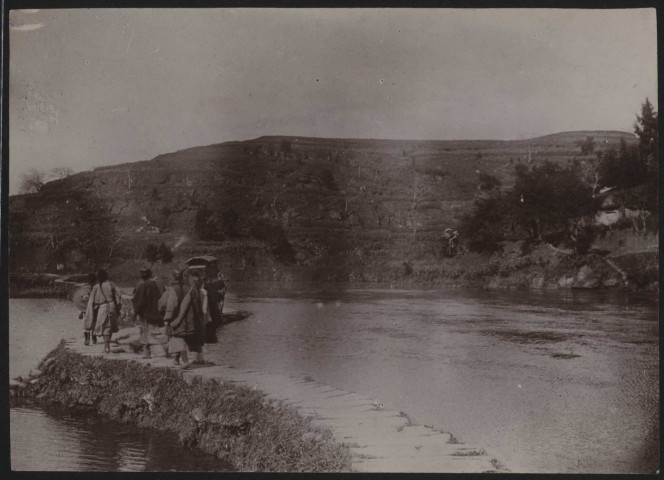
[11,130,656,289]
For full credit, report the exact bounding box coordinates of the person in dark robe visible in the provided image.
[203,261,226,344]
[132,268,164,358]
[160,269,187,366]
[184,269,207,364]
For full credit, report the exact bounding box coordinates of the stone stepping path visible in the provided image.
[64,331,503,473]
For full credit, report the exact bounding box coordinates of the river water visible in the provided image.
[9,298,229,472]
[209,283,659,474]
[11,401,231,471]
[9,285,659,473]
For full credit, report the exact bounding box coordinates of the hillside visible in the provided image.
[9,131,638,284]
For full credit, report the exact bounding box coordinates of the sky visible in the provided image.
[8,8,658,193]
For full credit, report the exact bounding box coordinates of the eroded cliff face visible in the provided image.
[9,132,637,282]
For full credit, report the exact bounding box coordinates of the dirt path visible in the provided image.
[64,328,504,473]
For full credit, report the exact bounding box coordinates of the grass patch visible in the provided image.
[12,343,352,472]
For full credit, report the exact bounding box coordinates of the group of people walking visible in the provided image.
[80,259,226,368]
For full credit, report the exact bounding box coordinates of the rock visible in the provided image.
[43,357,56,370]
[573,265,601,289]
[558,276,574,288]
[142,392,155,406]
[191,407,205,423]
[603,277,620,288]
[576,265,593,279]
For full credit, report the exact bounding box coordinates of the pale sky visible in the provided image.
[9,8,658,193]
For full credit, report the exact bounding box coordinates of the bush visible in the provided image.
[143,242,173,264]
[157,242,174,263]
[598,140,649,191]
[478,172,502,191]
[249,221,296,264]
[459,194,512,253]
[144,243,160,263]
[513,161,595,240]
[576,136,596,155]
[571,225,597,255]
[195,207,240,242]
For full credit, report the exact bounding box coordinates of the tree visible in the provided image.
[478,172,502,191]
[634,98,658,163]
[19,168,45,193]
[195,208,223,241]
[143,242,173,264]
[459,193,512,253]
[513,161,595,241]
[577,136,596,155]
[51,167,74,179]
[280,139,293,155]
[598,139,648,190]
[598,99,658,213]
[157,242,174,263]
[195,207,240,241]
[143,243,160,264]
[249,220,296,263]
[634,98,659,212]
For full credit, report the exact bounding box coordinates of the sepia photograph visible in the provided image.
[6,6,660,474]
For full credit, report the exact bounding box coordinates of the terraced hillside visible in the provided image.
[9,131,636,282]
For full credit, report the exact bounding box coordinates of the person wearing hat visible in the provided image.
[132,268,165,358]
[186,269,208,364]
[159,269,189,367]
[83,269,122,354]
[203,261,226,344]
[78,272,97,346]
[168,269,206,367]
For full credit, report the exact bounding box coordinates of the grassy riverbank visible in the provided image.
[10,344,353,472]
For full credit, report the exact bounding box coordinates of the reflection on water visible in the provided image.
[11,401,231,471]
[9,298,83,380]
[209,283,658,473]
[9,298,230,472]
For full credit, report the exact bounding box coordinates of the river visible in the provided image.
[9,285,659,473]
[9,298,229,472]
[11,401,231,471]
